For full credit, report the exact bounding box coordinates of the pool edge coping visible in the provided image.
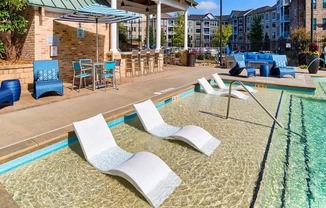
[0,84,195,169]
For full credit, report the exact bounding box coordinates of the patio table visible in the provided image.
[81,62,115,91]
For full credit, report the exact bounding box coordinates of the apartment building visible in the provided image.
[229,4,280,52]
[289,0,326,41]
[122,13,147,47]
[188,13,219,47]
[151,12,223,48]
[229,10,252,51]
[246,5,278,51]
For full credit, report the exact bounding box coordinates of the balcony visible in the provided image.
[283,31,290,38]
[282,15,290,22]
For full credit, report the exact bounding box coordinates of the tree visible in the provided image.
[248,15,263,51]
[173,12,185,47]
[322,33,326,49]
[0,0,28,60]
[290,27,310,52]
[144,25,154,47]
[263,33,270,51]
[118,23,128,43]
[212,24,232,48]
[161,30,166,46]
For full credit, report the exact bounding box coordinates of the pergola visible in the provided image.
[110,0,198,52]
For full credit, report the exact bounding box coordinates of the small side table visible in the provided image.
[0,87,14,105]
[260,64,270,77]
[1,79,21,102]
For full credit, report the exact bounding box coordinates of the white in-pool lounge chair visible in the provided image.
[73,114,181,208]
[133,99,220,156]
[212,73,257,93]
[197,77,249,100]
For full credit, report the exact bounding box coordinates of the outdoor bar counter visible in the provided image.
[108,51,164,78]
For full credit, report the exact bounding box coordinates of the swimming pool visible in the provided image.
[0,80,325,207]
[256,79,326,207]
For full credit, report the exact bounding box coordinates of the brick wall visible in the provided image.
[2,6,114,88]
[305,1,326,41]
[20,7,35,61]
[0,64,33,90]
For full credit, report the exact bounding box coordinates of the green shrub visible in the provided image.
[299,65,307,69]
[175,51,181,58]
[197,54,205,60]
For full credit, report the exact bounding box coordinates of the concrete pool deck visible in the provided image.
[0,64,325,207]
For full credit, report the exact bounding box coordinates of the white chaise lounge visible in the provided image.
[133,99,220,156]
[197,77,249,100]
[212,73,257,93]
[73,114,181,208]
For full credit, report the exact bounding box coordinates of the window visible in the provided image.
[313,0,316,9]
[196,21,201,25]
[323,18,326,30]
[239,26,243,33]
[247,16,251,23]
[313,18,316,30]
[272,32,276,39]
[265,13,269,21]
[323,0,326,8]
[196,29,201,33]
[239,18,243,24]
[265,24,269,29]
[196,36,200,40]
[272,12,276,20]
[272,22,276,28]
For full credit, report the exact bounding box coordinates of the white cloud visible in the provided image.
[196,1,219,13]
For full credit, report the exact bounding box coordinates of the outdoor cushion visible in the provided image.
[238,60,246,68]
[246,53,258,60]
[37,68,58,81]
[275,60,287,68]
[258,54,270,60]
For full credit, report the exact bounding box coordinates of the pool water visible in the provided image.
[0,81,325,207]
[258,80,326,207]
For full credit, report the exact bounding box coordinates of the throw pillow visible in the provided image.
[238,60,246,68]
[275,60,287,68]
[38,68,58,81]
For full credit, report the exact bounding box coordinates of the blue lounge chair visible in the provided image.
[33,60,64,99]
[229,54,256,77]
[271,55,295,78]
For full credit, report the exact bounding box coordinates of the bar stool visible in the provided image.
[114,59,122,84]
[149,49,158,73]
[140,50,149,75]
[158,49,165,71]
[125,50,140,77]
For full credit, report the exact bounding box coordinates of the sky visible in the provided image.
[189,0,277,15]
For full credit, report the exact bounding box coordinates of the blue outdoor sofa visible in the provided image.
[33,60,64,99]
[244,53,274,65]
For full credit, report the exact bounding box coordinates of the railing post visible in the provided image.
[226,80,283,128]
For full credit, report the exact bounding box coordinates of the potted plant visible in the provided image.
[306,42,320,74]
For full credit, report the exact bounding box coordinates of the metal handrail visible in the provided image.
[226,80,283,128]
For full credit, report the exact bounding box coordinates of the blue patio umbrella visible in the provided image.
[225,44,231,55]
[56,4,140,62]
